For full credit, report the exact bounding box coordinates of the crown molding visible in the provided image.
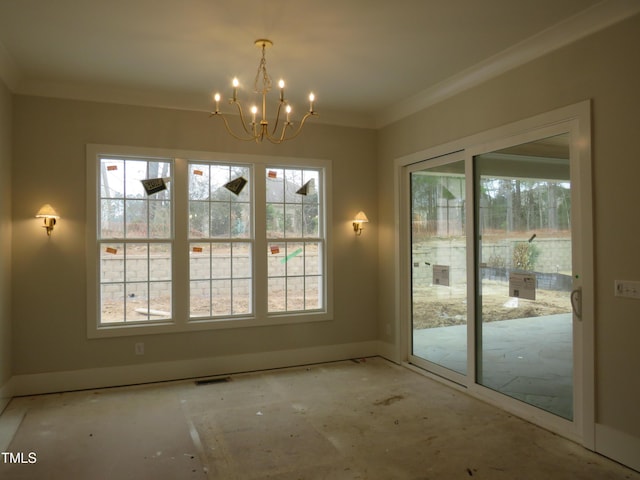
[5,0,639,129]
[374,0,640,129]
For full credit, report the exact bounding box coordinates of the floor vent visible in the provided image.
[195,376,231,386]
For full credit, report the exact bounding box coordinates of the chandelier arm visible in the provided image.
[270,102,285,136]
[211,113,260,142]
[231,101,256,136]
[280,112,318,142]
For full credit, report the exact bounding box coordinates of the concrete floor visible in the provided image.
[413,314,573,419]
[0,357,638,479]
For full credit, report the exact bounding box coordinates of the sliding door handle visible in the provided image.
[570,287,582,320]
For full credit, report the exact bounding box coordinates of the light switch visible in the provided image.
[614,280,640,299]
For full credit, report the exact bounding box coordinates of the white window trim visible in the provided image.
[86,144,333,338]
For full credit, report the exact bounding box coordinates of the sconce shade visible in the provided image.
[36,204,60,219]
[36,204,60,236]
[352,211,369,236]
[354,211,369,224]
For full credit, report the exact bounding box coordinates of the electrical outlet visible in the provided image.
[135,342,145,355]
[614,280,640,299]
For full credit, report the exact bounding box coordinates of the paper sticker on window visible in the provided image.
[141,177,170,195]
[105,247,118,255]
[433,265,450,286]
[509,273,536,300]
[296,179,314,196]
[107,165,118,171]
[192,246,203,253]
[193,169,204,176]
[268,170,277,179]
[224,176,247,196]
[270,245,280,255]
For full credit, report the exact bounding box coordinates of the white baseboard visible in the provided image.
[595,423,640,472]
[10,341,380,397]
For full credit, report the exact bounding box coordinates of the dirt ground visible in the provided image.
[412,280,571,329]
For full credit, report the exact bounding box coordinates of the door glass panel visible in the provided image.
[411,159,467,375]
[475,133,573,419]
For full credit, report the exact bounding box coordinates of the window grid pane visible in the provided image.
[99,241,172,324]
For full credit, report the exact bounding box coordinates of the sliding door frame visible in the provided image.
[394,100,594,448]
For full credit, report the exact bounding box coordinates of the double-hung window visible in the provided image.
[87,145,331,338]
[97,155,173,325]
[188,162,253,318]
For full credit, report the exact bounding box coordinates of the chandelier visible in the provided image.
[210,39,317,144]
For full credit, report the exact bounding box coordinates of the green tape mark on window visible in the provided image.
[281,247,303,264]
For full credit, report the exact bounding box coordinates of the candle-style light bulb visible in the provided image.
[279,79,285,101]
[214,93,221,112]
[251,105,258,124]
[285,104,292,122]
[309,92,315,112]
[232,77,239,101]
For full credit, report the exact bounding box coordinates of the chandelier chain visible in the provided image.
[254,44,272,94]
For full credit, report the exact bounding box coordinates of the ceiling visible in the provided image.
[0,0,638,128]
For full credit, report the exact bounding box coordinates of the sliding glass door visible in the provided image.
[409,154,468,381]
[474,133,573,420]
[408,134,577,421]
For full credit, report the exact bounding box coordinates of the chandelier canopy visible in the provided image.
[210,39,317,144]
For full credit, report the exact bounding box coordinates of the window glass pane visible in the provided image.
[125,199,148,238]
[305,242,322,275]
[230,165,251,203]
[266,204,285,238]
[100,159,124,198]
[189,201,209,238]
[125,282,148,321]
[285,204,303,237]
[211,243,231,279]
[101,243,124,282]
[231,203,250,238]
[190,280,211,317]
[284,169,303,204]
[126,244,148,282]
[125,161,147,198]
[212,279,231,315]
[210,202,230,238]
[303,203,319,237]
[189,164,210,200]
[150,243,171,281]
[101,199,124,238]
[149,281,172,319]
[305,276,322,309]
[190,243,210,280]
[149,200,171,238]
[286,276,305,310]
[101,283,124,323]
[268,243,286,277]
[233,279,251,314]
[268,277,286,312]
[233,243,252,278]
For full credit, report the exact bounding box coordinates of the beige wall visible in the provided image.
[377,13,640,449]
[0,79,11,406]
[11,96,378,375]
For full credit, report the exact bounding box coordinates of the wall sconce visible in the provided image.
[35,204,60,236]
[352,211,369,236]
